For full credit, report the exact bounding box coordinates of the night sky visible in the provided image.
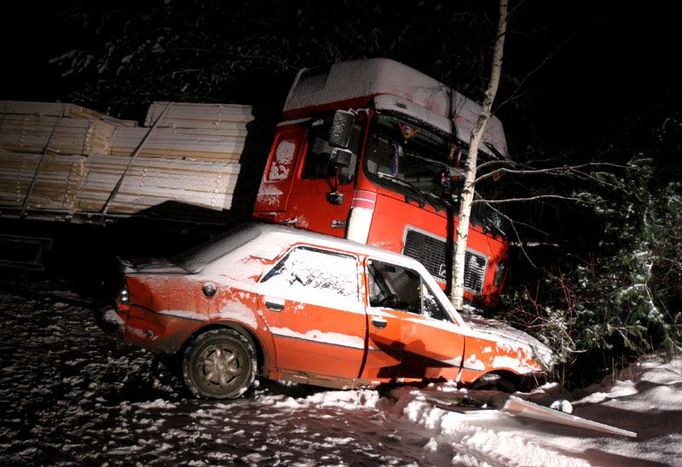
[2,0,679,156]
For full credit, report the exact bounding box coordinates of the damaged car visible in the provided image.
[115,223,553,399]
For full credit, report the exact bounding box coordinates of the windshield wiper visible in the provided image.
[376,172,447,211]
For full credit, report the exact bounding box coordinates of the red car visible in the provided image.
[115,223,552,399]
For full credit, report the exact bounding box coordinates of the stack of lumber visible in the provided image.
[79,156,240,213]
[0,100,253,216]
[0,101,116,156]
[108,102,252,162]
[0,153,87,211]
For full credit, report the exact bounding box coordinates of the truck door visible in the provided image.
[254,125,305,213]
[258,245,368,384]
[362,258,465,382]
[284,119,363,237]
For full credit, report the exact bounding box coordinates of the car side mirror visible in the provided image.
[328,110,355,149]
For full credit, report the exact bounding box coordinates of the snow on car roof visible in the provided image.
[179,222,441,274]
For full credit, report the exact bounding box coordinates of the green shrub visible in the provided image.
[498,158,681,388]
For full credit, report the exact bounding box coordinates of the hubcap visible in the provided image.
[199,344,241,388]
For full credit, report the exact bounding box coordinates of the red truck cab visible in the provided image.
[253,59,510,306]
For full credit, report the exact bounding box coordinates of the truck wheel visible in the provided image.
[182,329,256,399]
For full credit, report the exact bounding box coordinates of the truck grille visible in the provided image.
[403,229,487,294]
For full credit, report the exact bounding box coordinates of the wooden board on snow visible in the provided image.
[422,391,637,438]
[501,396,637,438]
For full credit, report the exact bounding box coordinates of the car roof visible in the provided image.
[247,222,426,267]
[178,222,433,274]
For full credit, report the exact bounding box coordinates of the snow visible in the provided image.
[284,58,509,158]
[1,279,680,466]
[267,140,295,180]
[270,327,367,350]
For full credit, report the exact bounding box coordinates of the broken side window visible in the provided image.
[367,258,451,322]
[367,259,421,314]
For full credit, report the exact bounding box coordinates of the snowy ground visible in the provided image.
[0,277,680,466]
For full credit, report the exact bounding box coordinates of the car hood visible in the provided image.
[466,317,554,370]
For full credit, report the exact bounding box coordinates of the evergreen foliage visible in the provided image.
[497,140,681,387]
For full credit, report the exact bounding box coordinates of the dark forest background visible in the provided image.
[2,0,680,387]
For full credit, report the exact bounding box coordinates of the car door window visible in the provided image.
[367,259,421,313]
[367,259,451,322]
[261,247,359,304]
[421,282,450,322]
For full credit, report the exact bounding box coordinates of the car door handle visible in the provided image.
[264,297,285,312]
[371,317,387,329]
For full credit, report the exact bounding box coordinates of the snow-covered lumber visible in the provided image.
[78,155,240,213]
[145,101,254,128]
[0,151,87,211]
[0,112,116,156]
[0,101,104,120]
[0,100,248,217]
[109,126,246,161]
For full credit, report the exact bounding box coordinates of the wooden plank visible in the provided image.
[0,153,38,206]
[78,155,241,213]
[0,100,104,120]
[0,114,115,155]
[145,101,254,127]
[110,126,246,161]
[0,152,87,211]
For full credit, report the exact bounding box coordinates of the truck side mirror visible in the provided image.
[329,147,352,168]
[328,110,355,149]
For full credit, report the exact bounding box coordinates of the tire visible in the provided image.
[182,329,256,399]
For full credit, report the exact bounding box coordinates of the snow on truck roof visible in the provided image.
[284,58,509,159]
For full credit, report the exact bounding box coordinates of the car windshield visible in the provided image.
[365,114,462,209]
[173,224,260,273]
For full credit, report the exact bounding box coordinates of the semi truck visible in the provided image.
[0,58,510,306]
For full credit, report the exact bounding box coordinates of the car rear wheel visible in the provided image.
[182,329,256,399]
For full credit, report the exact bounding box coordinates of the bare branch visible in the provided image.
[477,159,515,171]
[473,194,582,204]
[475,161,629,184]
[478,199,538,269]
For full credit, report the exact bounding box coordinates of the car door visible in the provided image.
[258,245,367,383]
[362,258,465,382]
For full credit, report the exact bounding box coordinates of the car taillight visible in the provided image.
[117,283,131,312]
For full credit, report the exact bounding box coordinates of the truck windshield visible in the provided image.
[365,114,461,209]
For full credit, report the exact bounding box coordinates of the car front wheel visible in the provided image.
[182,329,256,399]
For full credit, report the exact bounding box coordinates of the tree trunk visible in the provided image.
[450,0,509,311]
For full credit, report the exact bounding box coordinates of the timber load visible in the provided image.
[0,100,250,220]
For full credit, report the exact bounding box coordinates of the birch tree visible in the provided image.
[451,0,509,311]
